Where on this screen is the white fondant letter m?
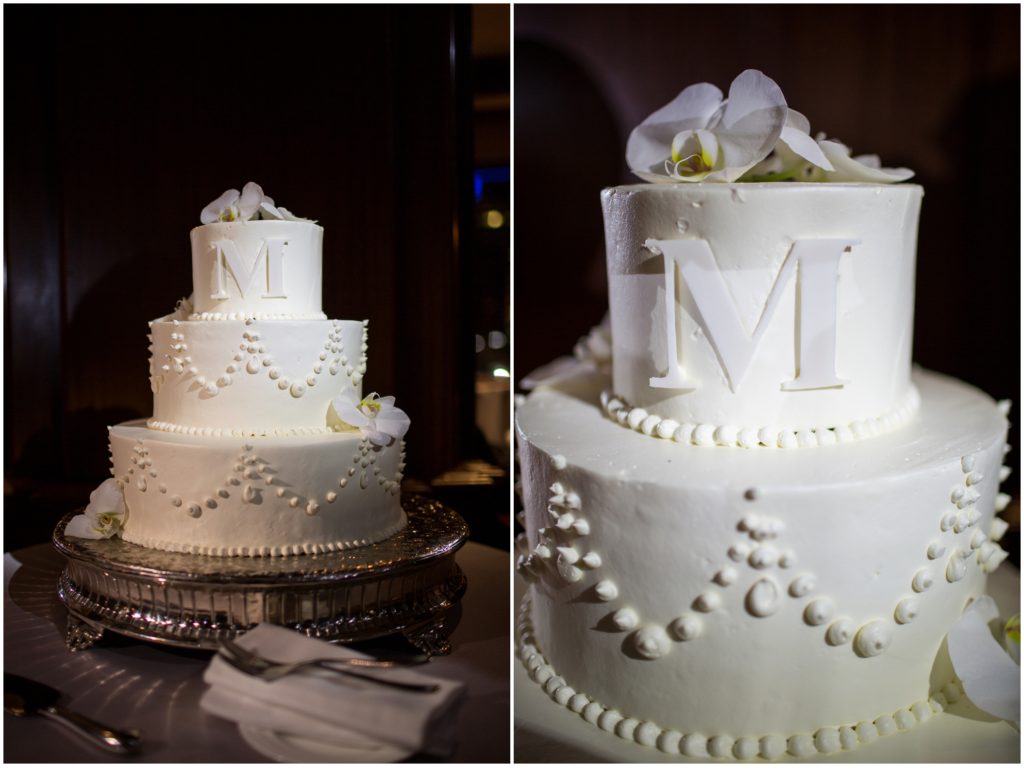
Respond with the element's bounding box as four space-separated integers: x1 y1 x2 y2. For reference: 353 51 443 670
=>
209 238 288 300
647 237 859 392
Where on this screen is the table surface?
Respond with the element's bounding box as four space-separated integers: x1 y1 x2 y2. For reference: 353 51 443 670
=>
4 541 510 763
515 567 1021 763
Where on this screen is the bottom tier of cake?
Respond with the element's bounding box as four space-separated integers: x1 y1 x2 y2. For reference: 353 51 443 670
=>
515 367 1012 750
109 420 407 556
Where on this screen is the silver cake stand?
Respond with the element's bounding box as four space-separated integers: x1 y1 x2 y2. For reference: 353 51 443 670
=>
53 495 469 656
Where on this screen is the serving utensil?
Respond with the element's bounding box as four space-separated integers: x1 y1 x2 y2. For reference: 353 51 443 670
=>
4 672 141 755
218 640 439 692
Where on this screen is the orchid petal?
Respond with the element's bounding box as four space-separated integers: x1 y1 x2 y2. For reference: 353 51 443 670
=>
779 125 834 171
947 596 1020 721
366 426 393 447
705 120 785 182
277 206 317 223
200 189 240 224
706 70 787 182
238 182 265 220
65 513 104 539
819 140 914 183
375 406 411 442
853 153 882 168
259 201 285 220
626 82 724 181
89 478 125 516
719 70 787 132
785 109 812 135
331 392 370 428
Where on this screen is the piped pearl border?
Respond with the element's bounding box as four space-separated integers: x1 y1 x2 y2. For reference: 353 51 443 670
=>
147 419 332 437
600 385 921 448
517 593 964 761
120 515 408 557
188 311 328 321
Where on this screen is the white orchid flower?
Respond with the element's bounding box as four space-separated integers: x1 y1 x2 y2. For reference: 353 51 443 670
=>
946 596 1020 721
627 70 789 184
200 188 242 224
258 194 285 220
818 139 915 183
258 197 317 223
276 205 317 223
65 478 127 540
330 390 411 446
745 109 835 180
200 181 266 224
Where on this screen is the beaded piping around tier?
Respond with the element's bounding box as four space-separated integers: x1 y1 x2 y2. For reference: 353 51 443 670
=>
120 514 408 557
600 384 921 448
188 311 328 321
516 593 966 761
147 419 333 437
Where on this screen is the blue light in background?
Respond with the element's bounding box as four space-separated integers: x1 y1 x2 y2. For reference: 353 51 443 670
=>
474 166 510 203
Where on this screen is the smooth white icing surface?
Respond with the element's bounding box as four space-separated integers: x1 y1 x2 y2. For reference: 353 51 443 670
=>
149 318 366 432
603 183 923 431
515 367 1008 740
111 421 406 556
190 221 324 318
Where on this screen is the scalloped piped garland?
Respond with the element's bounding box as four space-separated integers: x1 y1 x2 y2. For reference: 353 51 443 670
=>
517 593 966 761
116 437 404 553
151 319 367 401
599 384 921 448
520 442 1011 663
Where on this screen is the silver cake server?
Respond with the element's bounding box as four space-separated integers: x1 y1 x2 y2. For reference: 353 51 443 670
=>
4 672 142 755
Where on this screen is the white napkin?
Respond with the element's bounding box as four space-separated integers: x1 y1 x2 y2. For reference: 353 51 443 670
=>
200 624 466 757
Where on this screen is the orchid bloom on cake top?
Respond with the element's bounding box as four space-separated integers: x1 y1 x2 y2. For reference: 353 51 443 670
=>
200 182 316 225
330 390 411 446
627 70 913 185
65 478 127 540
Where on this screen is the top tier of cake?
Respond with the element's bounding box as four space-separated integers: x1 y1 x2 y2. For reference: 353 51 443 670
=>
602 182 923 436
190 221 325 320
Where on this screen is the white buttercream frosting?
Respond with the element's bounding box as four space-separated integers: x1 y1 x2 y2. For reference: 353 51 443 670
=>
111 421 405 556
518 593 967 760
515 368 1007 741
602 184 922 432
190 221 323 318
149 318 367 433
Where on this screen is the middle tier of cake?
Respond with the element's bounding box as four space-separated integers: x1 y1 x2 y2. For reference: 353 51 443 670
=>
149 317 366 434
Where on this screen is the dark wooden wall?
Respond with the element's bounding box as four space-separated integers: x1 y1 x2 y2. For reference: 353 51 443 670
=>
515 4 1020 516
5 5 480 548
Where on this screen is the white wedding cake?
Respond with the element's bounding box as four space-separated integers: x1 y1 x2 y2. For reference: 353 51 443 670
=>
67 184 411 556
516 72 1014 759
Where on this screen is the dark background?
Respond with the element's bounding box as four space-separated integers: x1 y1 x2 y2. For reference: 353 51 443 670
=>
514 4 1020 562
5 4 510 551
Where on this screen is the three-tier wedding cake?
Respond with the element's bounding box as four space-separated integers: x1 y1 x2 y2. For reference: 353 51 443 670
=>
67 183 410 556
516 71 1014 759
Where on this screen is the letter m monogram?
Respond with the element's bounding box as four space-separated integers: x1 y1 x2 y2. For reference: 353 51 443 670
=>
646 237 859 392
209 238 288 300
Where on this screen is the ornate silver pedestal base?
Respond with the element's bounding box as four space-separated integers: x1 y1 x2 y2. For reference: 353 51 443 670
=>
53 495 468 654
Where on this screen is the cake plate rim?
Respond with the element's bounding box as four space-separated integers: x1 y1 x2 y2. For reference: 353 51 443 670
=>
53 494 470 653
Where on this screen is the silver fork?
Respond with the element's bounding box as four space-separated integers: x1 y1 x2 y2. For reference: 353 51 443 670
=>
218 640 440 693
